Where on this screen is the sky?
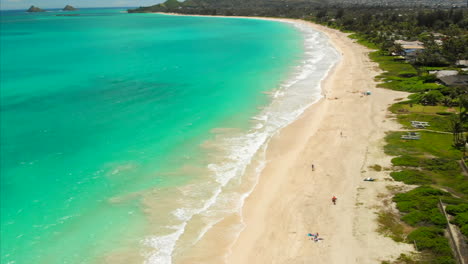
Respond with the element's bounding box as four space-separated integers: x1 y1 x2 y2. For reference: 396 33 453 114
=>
0 0 164 10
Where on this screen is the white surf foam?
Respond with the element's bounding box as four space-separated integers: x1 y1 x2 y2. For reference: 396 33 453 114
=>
143 19 340 264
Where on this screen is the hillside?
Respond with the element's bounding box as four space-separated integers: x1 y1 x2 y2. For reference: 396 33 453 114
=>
128 0 327 15
128 0 467 14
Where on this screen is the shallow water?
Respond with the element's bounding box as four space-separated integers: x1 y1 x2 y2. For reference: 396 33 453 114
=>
0 9 338 263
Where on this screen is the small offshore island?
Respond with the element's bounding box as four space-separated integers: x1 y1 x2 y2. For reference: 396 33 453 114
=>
26 5 45 12
63 5 78 11
26 4 77 12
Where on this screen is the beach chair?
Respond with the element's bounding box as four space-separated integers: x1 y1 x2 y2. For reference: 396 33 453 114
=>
401 135 420 140
410 121 429 128
421 122 430 127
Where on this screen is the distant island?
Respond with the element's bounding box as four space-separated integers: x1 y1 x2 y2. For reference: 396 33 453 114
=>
27 5 45 12
63 5 78 11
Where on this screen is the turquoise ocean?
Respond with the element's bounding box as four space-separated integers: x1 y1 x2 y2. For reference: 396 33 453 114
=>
0 8 339 264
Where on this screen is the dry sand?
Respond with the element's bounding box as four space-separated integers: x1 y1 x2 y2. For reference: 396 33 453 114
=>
158 14 415 263
222 19 415 264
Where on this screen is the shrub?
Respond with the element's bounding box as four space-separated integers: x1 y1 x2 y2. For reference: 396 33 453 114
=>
460 224 468 237
391 155 422 167
421 90 444 106
445 204 468 215
436 112 453 116
425 159 459 172
421 74 438 83
402 211 426 226
390 170 433 185
407 227 453 257
452 212 468 226
394 186 449 227
399 71 418 77
369 164 383 171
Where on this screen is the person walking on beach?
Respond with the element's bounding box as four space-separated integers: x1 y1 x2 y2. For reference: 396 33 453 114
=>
311 164 315 171
332 196 337 205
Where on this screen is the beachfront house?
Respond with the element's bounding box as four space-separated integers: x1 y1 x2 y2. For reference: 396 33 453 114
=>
438 75 468 87
429 70 459 78
456 60 468 68
394 40 425 62
456 60 468 72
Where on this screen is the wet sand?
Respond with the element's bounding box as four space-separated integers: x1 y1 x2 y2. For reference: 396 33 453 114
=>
156 14 415 263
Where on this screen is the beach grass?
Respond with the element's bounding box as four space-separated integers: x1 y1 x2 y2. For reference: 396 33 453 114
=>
369 164 383 171
377 210 407 242
382 253 421 264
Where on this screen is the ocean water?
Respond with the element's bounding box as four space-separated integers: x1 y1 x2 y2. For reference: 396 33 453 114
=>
0 8 339 264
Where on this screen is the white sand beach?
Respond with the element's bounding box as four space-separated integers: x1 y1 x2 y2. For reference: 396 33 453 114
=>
224 19 415 264
157 14 415 264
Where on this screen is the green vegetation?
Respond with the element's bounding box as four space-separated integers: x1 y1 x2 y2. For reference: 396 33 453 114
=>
390 103 453 115
393 187 455 263
407 227 454 264
337 10 468 263
382 253 420 264
377 210 407 242
394 187 449 227
396 114 453 132
368 52 417 78
129 2 468 263
349 33 380 49
446 204 468 237
369 164 383 171
386 131 467 194
313 6 468 264
385 131 461 159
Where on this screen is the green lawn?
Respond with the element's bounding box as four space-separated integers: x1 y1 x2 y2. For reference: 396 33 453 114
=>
344 30 467 264
393 186 456 264
385 131 467 196
348 33 380 49
379 77 441 92
390 103 454 115
369 51 418 78
397 114 455 132
385 131 461 160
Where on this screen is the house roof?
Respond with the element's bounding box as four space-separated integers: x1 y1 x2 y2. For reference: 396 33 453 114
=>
395 40 424 50
429 70 458 78
439 75 468 86
456 60 468 67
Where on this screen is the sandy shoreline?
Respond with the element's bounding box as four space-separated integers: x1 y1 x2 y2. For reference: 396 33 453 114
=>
225 19 414 263
155 13 415 263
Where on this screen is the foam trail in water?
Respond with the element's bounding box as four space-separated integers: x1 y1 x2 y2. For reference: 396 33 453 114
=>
143 19 340 264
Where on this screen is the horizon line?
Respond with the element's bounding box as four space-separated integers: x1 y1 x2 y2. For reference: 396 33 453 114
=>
0 6 139 11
